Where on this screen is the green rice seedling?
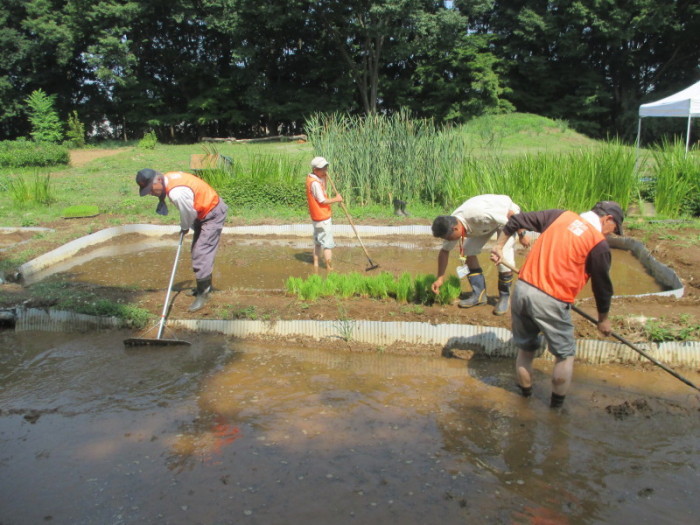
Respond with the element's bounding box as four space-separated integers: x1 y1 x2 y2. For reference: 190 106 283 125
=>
285 276 303 296
334 273 356 299
320 273 340 296
363 272 392 299
412 274 435 305
436 275 461 305
299 274 324 301
394 272 414 302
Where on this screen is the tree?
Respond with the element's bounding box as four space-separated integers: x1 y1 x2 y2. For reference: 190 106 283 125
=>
406 7 512 121
26 89 63 143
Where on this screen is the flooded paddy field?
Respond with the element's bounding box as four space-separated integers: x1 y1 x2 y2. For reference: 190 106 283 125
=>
1 329 698 524
24 233 666 298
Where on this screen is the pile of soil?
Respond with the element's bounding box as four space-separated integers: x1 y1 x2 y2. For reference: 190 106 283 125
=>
2 213 699 346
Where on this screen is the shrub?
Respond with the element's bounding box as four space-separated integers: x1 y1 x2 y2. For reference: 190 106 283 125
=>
138 130 158 149
218 178 306 209
0 140 69 167
64 111 86 148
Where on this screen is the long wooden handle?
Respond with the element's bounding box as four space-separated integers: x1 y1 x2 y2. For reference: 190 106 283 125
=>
325 172 377 266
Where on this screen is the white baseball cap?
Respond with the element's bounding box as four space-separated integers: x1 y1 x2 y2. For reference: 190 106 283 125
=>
310 156 329 170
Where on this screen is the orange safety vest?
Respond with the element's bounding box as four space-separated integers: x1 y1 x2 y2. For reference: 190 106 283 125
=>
164 171 219 220
306 174 332 221
520 210 605 303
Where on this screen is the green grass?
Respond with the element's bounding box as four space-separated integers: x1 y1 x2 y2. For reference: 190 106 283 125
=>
26 280 151 328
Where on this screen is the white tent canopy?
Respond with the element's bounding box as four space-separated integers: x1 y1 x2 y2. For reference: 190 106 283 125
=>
637 80 700 153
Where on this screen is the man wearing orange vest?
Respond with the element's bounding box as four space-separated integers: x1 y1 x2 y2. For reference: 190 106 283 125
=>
306 157 343 270
136 168 228 312
490 201 624 409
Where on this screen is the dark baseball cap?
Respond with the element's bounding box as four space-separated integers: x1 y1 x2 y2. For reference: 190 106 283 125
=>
592 201 624 235
136 168 160 196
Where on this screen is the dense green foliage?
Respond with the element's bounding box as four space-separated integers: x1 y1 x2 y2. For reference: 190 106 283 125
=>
0 140 69 167
0 1 697 142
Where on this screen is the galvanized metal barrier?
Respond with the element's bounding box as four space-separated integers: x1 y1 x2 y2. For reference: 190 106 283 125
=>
6 307 699 369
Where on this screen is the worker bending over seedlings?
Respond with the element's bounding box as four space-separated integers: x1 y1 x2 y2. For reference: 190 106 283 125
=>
136 168 228 312
490 201 624 409
431 194 529 316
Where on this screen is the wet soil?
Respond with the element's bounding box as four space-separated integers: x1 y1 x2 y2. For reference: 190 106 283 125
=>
1 330 698 524
1 216 700 347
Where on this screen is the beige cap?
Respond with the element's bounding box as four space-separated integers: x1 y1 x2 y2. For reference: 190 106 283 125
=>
310 156 329 170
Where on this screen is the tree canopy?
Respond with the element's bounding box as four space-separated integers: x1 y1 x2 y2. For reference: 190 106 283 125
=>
0 0 698 142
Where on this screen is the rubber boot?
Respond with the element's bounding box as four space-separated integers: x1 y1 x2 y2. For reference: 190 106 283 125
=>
400 200 410 217
493 272 514 316
188 276 212 312
458 271 487 308
393 198 404 216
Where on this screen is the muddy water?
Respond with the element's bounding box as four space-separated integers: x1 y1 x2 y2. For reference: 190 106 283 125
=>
1 330 698 524
29 234 665 297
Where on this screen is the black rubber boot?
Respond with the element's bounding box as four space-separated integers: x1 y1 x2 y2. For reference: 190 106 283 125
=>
493 271 514 316
393 198 404 216
458 271 487 308
400 200 410 217
550 393 566 408
188 276 212 312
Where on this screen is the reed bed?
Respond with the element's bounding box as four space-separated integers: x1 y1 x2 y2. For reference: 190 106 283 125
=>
285 272 461 306
306 112 638 213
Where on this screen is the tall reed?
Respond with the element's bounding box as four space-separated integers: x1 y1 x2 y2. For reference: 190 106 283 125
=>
305 110 466 206
306 111 637 214
651 141 700 217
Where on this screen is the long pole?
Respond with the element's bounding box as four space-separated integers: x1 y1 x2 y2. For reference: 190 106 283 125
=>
497 259 700 392
325 172 379 270
157 231 185 339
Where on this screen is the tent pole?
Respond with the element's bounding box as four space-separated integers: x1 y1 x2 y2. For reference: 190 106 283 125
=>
685 115 692 154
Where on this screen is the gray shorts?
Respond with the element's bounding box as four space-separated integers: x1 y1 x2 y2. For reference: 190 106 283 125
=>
312 219 335 249
511 280 576 359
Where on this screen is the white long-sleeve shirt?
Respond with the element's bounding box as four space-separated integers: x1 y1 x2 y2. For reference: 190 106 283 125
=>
165 178 197 230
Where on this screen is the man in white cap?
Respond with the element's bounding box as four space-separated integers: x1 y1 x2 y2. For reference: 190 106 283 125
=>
306 156 343 270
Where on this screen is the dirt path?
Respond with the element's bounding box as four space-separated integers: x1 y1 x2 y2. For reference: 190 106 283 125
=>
69 148 127 167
